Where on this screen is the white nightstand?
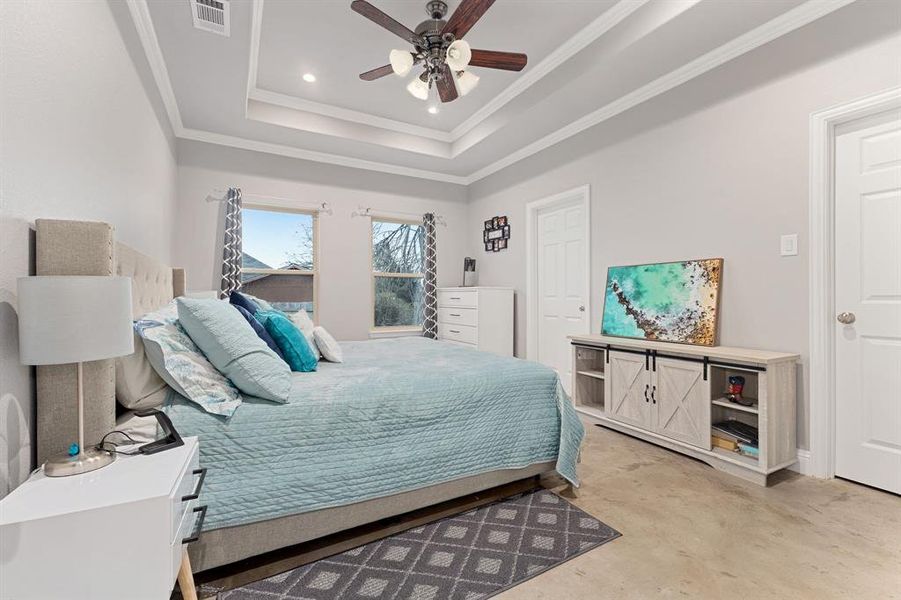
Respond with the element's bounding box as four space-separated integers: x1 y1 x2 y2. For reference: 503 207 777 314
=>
0 436 205 600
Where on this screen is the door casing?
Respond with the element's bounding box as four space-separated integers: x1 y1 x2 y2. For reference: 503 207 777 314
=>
809 86 901 479
525 185 591 363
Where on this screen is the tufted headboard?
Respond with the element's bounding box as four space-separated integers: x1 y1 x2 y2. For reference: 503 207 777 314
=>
34 219 185 464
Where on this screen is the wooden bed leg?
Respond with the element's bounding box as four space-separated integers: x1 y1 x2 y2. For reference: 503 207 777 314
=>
178 552 198 600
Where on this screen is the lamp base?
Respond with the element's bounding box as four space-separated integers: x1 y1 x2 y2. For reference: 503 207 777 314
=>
43 447 116 477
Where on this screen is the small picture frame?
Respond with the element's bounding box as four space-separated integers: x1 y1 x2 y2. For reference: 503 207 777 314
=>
483 230 489 242
492 240 500 252
497 239 508 250
498 216 508 227
492 216 500 228
484 241 493 251
484 219 493 230
502 224 510 239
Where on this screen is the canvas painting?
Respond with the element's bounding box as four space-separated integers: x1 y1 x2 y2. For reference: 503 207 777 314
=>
601 258 723 346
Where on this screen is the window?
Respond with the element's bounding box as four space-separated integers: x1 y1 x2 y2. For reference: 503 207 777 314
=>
371 219 424 330
241 206 316 319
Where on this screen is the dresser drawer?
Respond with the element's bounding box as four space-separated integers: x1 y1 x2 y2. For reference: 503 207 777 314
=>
170 443 202 545
439 323 478 345
438 306 478 327
438 289 478 308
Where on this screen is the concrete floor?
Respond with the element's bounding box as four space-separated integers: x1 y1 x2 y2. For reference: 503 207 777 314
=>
500 422 901 600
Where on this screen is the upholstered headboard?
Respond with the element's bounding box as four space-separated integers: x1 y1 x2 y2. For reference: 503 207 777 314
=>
34 219 185 463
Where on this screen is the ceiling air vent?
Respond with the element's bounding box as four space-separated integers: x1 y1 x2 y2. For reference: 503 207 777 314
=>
191 0 230 37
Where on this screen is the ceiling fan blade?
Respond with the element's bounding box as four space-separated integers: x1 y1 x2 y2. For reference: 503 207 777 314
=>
468 49 527 71
437 64 459 103
359 64 395 81
351 0 420 45
442 0 495 40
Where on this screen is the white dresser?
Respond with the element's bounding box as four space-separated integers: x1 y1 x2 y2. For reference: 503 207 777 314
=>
437 287 514 356
0 437 204 599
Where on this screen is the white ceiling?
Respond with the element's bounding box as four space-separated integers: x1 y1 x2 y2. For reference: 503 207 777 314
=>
136 0 854 184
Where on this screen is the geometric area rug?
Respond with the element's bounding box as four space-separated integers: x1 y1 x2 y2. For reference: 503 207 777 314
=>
217 489 621 600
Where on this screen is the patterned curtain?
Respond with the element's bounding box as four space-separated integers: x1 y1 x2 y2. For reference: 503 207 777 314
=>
422 213 438 339
219 187 243 299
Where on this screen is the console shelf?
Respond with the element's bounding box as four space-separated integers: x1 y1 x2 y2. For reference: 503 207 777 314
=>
569 334 799 486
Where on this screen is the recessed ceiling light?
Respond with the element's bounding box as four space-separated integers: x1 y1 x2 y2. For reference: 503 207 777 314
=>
302 73 316 83
427 106 439 115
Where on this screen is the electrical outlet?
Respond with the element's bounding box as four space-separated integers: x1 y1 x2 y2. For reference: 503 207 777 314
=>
780 234 798 256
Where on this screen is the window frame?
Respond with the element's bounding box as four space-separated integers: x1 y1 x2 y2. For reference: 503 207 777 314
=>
370 215 424 333
241 203 319 323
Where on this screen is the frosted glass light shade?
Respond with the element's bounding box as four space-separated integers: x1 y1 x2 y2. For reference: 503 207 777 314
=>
445 40 471 71
389 49 414 76
455 70 480 96
17 276 134 365
406 77 429 100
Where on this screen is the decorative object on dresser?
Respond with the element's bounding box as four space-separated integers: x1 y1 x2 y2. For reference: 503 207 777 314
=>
17 275 134 476
483 215 510 252
569 334 798 486
0 437 205 600
462 256 478 287
601 258 723 346
437 287 514 356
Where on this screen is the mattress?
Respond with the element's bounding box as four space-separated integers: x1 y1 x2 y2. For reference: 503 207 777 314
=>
163 337 585 531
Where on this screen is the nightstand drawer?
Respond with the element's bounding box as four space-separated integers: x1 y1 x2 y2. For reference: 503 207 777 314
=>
439 323 478 345
439 306 477 327
438 289 478 308
170 442 202 545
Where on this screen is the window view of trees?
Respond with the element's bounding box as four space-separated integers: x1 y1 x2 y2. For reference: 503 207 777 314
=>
372 220 424 328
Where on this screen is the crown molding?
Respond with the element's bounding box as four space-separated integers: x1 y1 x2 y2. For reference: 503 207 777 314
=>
465 0 858 183
248 88 455 143
128 0 857 187
179 128 469 185
449 0 649 142
126 0 183 131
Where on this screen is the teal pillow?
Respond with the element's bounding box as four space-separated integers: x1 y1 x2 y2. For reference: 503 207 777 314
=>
256 310 318 372
176 298 291 403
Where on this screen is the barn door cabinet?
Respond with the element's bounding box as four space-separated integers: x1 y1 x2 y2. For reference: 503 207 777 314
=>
570 334 799 486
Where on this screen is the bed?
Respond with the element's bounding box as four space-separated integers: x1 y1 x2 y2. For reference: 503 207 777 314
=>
34 218 585 574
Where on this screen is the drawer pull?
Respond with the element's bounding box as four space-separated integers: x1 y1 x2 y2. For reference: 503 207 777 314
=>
181 467 207 502
450 313 461 317
450 296 461 300
449 329 460 334
182 505 207 544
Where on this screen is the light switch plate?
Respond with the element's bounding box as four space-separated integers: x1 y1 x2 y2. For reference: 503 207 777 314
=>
780 234 798 256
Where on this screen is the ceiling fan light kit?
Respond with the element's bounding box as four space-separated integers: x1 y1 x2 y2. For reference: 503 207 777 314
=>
352 0 527 104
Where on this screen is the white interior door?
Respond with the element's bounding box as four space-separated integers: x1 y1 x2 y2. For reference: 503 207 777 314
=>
535 196 589 392
834 111 901 494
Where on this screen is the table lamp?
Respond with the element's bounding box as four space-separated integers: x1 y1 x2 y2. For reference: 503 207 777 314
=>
17 276 134 476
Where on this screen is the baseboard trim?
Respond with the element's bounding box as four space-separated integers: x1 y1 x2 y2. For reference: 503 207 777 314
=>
788 449 812 476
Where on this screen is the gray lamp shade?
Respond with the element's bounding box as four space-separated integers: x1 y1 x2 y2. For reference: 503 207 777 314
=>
17 276 134 365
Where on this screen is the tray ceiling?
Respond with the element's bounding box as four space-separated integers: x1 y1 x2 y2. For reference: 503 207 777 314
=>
135 0 855 184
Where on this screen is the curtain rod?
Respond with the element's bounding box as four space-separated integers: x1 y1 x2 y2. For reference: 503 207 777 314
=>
206 189 333 215
351 206 447 226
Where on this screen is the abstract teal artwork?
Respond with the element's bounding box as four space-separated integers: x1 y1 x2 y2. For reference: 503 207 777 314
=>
601 258 723 346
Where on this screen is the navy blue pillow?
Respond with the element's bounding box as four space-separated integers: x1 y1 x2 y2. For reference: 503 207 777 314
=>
232 304 285 361
230 291 260 315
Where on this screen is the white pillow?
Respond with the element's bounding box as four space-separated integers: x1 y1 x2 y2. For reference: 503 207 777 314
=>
291 310 321 358
313 326 343 363
115 332 169 410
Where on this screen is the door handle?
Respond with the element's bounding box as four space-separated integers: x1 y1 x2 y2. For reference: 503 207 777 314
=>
644 384 649 403
578 305 585 312
836 312 856 324
651 385 656 404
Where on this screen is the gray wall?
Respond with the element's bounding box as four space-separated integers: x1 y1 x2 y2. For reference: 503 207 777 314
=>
174 140 469 342
465 1 901 450
0 0 178 496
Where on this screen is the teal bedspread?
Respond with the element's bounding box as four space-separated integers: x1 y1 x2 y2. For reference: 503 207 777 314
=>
163 337 585 531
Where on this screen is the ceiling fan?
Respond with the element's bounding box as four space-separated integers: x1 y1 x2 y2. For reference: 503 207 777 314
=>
352 0 527 103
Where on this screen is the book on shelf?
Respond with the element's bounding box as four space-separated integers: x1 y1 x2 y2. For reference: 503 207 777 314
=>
738 442 760 458
711 419 758 446
711 435 739 451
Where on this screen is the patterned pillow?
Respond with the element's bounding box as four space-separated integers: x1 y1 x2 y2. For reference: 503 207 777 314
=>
136 302 242 418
